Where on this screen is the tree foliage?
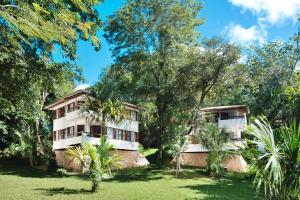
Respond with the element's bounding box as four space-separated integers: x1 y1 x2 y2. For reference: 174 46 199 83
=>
197 123 231 178
0 0 102 165
246 117 300 200
103 0 240 163
66 138 122 192
0 0 102 59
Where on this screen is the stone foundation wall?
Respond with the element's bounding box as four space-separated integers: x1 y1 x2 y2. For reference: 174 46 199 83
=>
181 152 247 172
55 150 83 172
54 149 149 172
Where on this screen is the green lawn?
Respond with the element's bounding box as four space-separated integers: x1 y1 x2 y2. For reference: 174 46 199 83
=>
0 159 260 200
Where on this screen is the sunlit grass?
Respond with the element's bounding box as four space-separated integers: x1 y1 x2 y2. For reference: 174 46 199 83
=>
0 159 260 200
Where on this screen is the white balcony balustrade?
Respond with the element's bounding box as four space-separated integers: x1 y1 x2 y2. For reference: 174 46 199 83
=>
53 133 139 151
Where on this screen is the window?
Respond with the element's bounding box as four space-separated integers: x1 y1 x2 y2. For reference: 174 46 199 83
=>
135 132 139 142
90 125 101 137
113 128 116 139
52 111 57 119
130 111 138 121
67 126 74 138
53 131 56 141
131 131 135 142
117 129 122 140
58 107 65 118
107 128 114 139
77 125 85 135
220 112 229 120
67 102 75 112
125 131 129 141
76 101 84 109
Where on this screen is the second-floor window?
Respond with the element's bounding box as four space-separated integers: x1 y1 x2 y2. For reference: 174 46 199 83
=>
58 107 65 118
130 111 139 121
67 102 75 112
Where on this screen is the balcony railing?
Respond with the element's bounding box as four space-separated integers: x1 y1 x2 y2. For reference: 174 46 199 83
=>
53 132 139 151
183 140 246 153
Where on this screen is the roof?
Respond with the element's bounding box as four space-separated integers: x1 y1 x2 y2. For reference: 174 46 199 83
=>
45 90 88 110
200 105 248 113
45 89 146 111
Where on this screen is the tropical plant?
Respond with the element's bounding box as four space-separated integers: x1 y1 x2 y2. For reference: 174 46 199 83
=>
246 117 300 200
168 132 189 178
56 168 68 177
96 137 123 176
67 143 102 192
197 123 231 178
66 137 122 192
80 86 127 136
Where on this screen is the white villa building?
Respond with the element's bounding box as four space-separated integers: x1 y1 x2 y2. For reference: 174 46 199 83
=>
45 90 149 171
182 105 248 172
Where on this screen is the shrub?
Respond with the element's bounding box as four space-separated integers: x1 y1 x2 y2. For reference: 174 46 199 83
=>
56 168 68 177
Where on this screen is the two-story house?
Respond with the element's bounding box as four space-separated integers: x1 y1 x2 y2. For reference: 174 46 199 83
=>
181 105 248 172
45 89 149 171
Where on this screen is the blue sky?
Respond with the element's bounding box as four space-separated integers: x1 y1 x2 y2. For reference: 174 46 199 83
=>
55 0 299 87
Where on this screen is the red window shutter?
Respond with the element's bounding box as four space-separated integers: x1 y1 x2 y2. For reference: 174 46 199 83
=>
125 131 129 141
113 128 116 139
52 111 56 119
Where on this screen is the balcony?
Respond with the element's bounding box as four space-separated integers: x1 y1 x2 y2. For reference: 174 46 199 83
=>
53 133 139 151
183 140 246 153
218 116 247 130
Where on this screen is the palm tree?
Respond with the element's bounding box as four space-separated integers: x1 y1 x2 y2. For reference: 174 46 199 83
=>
197 123 231 177
66 143 101 192
246 117 300 200
96 137 123 176
80 94 127 137
66 138 123 192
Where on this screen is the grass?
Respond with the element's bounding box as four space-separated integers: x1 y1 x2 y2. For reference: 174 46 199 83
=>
0 159 261 200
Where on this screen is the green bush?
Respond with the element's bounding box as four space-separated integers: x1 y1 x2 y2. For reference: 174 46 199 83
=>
56 168 68 177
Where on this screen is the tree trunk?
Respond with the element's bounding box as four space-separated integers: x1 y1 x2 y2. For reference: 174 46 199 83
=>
176 157 180 178
34 91 49 158
91 181 99 192
156 99 167 167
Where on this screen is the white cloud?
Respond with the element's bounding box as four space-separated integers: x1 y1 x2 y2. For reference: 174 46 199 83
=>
75 83 90 91
238 55 247 64
226 24 267 45
228 0 300 24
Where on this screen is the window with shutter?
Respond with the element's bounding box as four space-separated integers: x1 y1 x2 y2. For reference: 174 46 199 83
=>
113 128 116 139
53 131 56 141
135 132 139 142
90 125 101 137
125 131 129 141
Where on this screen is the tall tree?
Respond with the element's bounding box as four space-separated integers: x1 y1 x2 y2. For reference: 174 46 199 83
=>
104 0 204 162
104 1 240 162
0 0 103 164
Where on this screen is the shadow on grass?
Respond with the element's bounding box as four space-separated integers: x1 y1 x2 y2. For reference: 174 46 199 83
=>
103 165 164 182
180 175 260 200
0 159 59 178
163 167 207 180
34 187 92 196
